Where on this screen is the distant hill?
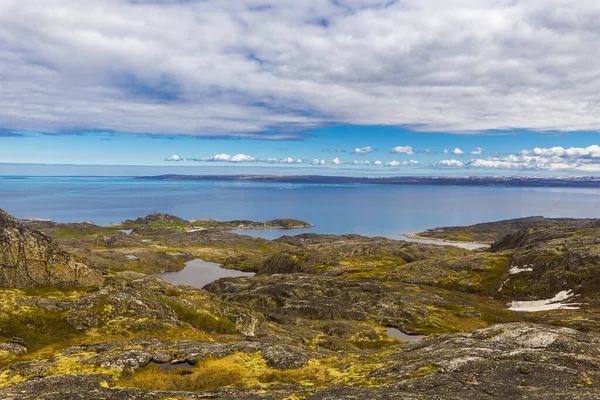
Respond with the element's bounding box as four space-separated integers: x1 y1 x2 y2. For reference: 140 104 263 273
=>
138 174 600 188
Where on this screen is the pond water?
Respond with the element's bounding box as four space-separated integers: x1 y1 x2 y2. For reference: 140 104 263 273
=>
386 327 426 341
156 258 255 289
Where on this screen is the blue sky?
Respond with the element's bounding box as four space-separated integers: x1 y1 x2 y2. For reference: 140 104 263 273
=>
3 127 600 175
2 0 600 175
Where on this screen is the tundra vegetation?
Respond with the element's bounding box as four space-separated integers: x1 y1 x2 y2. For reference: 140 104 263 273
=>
1 209 600 399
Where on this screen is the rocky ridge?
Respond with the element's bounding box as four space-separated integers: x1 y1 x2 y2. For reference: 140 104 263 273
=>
0 209 103 288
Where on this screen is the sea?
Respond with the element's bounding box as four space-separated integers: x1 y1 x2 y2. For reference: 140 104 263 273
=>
1 176 600 240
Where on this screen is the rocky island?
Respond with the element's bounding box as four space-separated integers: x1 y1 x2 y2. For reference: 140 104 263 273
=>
1 208 600 399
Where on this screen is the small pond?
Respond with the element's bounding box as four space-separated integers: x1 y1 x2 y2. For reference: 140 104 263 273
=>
157 258 255 289
386 327 426 342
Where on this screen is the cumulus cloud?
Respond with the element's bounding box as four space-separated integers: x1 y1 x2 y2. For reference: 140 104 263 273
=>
391 146 414 155
470 147 485 155
374 160 383 166
452 148 465 155
352 146 373 155
386 160 419 167
468 145 600 171
164 154 183 162
311 158 344 165
443 149 449 154
3 1 600 138
352 160 371 165
438 159 465 168
202 153 257 163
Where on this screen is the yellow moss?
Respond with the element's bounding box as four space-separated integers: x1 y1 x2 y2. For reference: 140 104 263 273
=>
0 370 27 388
50 354 121 378
409 364 440 379
117 351 385 392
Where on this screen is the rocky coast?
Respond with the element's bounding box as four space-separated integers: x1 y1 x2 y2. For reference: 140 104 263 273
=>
1 209 600 399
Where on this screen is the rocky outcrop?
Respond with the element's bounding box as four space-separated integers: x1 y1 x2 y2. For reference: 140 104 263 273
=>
1 323 599 399
0 209 104 288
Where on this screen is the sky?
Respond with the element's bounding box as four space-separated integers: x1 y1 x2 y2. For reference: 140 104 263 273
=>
2 0 600 175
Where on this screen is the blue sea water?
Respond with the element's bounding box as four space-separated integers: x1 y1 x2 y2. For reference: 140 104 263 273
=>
1 176 600 239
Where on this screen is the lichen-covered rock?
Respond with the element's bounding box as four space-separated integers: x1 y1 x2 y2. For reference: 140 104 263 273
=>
0 209 104 288
0 342 27 356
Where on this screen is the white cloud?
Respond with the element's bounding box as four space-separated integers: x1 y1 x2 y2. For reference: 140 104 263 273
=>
391 146 414 155
3 1 600 137
332 157 342 165
470 147 485 155
165 154 183 162
468 145 600 171
438 159 465 168
374 160 383 166
443 149 449 154
386 160 419 167
202 153 257 163
352 146 373 155
452 148 465 155
352 160 371 165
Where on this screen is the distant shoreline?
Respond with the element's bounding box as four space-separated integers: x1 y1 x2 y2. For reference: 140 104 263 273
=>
137 174 600 188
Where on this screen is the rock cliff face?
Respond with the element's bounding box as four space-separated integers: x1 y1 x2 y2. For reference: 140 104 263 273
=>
0 209 104 288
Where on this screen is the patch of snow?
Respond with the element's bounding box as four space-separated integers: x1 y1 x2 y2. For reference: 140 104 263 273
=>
118 229 133 235
126 255 138 260
498 279 510 292
141 239 151 243
167 252 185 256
187 228 206 233
509 264 533 274
508 290 580 312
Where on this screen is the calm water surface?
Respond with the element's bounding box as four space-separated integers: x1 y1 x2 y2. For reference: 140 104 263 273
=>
157 259 254 289
1 176 600 239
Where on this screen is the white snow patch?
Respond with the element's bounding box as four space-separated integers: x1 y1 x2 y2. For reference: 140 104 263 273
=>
508 290 580 312
126 255 138 260
509 264 533 274
498 279 510 292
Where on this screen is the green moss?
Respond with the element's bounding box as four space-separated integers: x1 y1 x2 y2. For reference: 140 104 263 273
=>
409 363 440 379
163 298 237 334
0 308 80 352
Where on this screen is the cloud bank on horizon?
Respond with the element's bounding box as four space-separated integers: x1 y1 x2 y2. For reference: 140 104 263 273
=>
164 145 600 172
2 0 600 139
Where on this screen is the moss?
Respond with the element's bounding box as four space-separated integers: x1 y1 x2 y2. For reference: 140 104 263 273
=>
22 286 99 298
349 338 402 350
118 352 384 392
49 353 120 377
0 307 81 352
163 298 237 334
408 363 440 379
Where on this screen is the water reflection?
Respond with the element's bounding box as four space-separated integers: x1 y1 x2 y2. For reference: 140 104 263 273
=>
157 258 254 288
